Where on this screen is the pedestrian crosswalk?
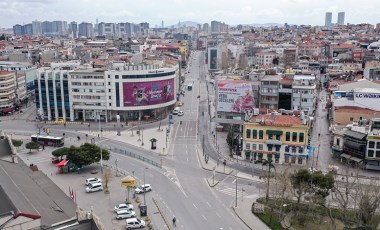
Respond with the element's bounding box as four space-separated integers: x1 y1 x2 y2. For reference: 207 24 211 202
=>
215 185 248 197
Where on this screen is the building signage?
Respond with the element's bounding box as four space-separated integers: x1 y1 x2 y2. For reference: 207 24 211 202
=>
355 93 380 99
123 79 174 107
217 80 255 113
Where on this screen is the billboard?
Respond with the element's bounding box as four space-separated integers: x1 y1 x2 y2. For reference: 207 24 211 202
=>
217 80 254 113
123 79 174 107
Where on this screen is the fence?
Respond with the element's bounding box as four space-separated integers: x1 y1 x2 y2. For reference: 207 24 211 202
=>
106 146 162 169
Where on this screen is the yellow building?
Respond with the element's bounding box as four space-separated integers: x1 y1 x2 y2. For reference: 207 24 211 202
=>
243 114 310 165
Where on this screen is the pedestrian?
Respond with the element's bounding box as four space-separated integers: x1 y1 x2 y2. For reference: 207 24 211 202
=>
172 216 176 227
42 145 45 150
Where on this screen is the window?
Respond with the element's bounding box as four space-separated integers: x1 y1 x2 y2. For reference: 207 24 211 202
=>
246 143 250 150
268 134 273 140
109 96 111 99
350 117 353 121
108 82 111 85
368 150 374 158
246 129 251 139
259 130 264 139
275 145 281 152
286 132 290 141
258 144 263 150
115 75 119 79
377 142 380 149
268 145 273 151
108 75 110 78
299 148 304 153
252 144 257 150
291 157 296 164
298 157 303 164
285 155 289 163
292 132 297 142
276 135 280 141
252 130 257 139
377 151 380 158
108 89 111 92
109 103 111 106
299 133 304 142
369 141 375 148
285 146 289 152
292 147 297 153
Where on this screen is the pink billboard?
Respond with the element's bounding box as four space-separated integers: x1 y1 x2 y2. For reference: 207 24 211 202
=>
123 79 174 106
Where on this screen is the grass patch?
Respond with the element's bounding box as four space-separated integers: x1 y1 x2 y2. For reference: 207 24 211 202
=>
255 212 284 230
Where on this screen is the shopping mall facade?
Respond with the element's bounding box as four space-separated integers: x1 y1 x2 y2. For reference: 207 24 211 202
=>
35 63 178 122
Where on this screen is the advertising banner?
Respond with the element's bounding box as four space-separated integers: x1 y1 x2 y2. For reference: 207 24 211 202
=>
123 79 174 107
217 80 254 113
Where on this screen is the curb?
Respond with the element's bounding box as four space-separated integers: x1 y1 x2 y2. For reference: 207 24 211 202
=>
152 197 172 230
232 206 253 230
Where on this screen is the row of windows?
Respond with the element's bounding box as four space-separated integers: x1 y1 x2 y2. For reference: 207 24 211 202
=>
368 141 380 149
107 71 175 79
368 150 380 158
73 95 104 100
246 143 305 153
246 130 305 142
72 75 104 79
248 153 304 164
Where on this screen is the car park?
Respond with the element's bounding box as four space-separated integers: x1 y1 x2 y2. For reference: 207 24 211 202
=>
126 218 146 229
85 182 103 193
134 184 152 194
116 210 135 220
178 111 184 116
114 203 134 212
85 178 102 186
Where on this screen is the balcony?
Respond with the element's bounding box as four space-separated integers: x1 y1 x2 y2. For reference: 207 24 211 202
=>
278 88 292 93
260 91 278 96
266 139 282 145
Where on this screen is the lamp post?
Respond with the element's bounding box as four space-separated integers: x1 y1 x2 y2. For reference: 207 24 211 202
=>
235 169 238 207
115 159 118 177
141 128 144 146
143 167 148 205
100 143 103 174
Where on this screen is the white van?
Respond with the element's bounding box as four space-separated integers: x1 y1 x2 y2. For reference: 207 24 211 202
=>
85 182 103 193
173 107 180 115
126 218 146 229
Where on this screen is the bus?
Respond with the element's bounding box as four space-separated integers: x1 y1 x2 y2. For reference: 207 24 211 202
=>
31 135 64 147
187 83 193 90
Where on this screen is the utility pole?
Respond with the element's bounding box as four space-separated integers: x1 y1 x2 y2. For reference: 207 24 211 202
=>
235 169 238 207
202 135 205 156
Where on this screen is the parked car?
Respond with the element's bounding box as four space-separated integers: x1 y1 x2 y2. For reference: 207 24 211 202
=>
134 184 152 194
114 203 134 212
126 218 146 229
116 210 135 220
178 111 184 116
85 182 103 193
85 178 102 186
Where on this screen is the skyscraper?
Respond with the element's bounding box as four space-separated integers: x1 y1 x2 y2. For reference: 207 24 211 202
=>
78 22 94 38
325 12 332 28
337 12 345 25
32 20 42 35
69 21 78 38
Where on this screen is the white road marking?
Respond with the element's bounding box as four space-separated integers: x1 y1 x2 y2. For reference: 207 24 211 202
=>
206 201 211 207
215 211 221 218
232 179 236 184
201 214 207 221
193 203 198 209
187 157 189 161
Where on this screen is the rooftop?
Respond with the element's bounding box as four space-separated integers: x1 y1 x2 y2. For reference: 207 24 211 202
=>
251 114 303 126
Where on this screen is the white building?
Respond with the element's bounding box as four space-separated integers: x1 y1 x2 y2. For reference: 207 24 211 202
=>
35 63 178 122
254 52 277 67
291 75 317 114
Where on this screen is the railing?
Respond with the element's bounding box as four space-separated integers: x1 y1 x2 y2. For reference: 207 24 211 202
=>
107 146 162 169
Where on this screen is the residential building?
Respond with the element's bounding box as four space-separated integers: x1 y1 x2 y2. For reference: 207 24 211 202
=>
278 75 293 110
291 75 317 114
78 22 94 38
12 24 23 35
337 12 345 25
32 20 42 36
325 12 332 28
98 22 116 36
259 74 280 110
24 23 33 35
243 114 309 165
366 118 380 170
69 21 78 38
41 21 53 34
0 71 16 113
254 52 277 67
203 23 209 34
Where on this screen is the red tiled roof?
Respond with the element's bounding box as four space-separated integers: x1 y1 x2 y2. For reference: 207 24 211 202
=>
332 44 354 49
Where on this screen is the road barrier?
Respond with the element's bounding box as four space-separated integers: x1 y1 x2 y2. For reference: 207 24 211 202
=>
109 146 162 169
152 197 172 230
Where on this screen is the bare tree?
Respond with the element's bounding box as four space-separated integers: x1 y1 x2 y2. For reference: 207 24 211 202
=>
356 180 380 227
102 168 113 193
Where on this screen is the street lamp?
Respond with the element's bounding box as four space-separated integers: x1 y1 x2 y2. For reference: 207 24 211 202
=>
141 128 144 146
143 167 148 205
115 159 118 177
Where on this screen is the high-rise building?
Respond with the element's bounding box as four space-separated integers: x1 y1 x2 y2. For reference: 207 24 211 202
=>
78 22 94 38
42 21 53 34
203 23 209 34
69 21 78 38
139 22 149 34
325 12 332 28
337 12 345 25
32 20 42 35
24 24 33 35
98 22 116 36
210 21 220 33
13 24 23 35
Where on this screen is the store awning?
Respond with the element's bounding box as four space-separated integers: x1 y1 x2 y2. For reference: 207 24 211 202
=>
340 153 363 163
56 159 68 167
2 108 12 113
266 130 283 135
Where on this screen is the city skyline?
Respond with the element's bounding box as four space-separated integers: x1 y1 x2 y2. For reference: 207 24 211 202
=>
1 0 379 28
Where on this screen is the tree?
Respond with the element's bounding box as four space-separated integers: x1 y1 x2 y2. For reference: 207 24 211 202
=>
52 147 70 160
260 159 275 202
66 143 110 168
25 142 40 153
11 139 23 149
356 182 380 227
290 169 312 203
102 168 113 193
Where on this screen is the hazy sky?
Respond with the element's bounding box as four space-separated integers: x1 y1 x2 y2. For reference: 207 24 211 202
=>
1 0 379 28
